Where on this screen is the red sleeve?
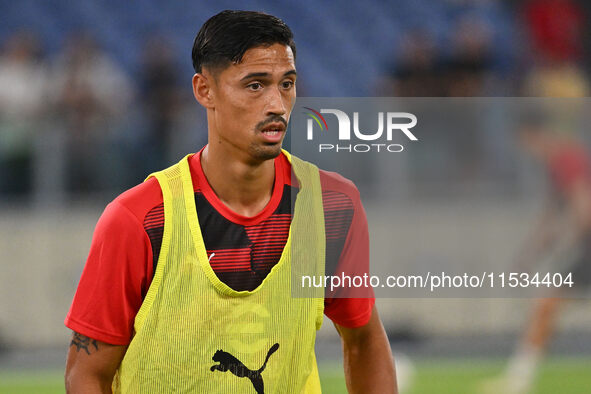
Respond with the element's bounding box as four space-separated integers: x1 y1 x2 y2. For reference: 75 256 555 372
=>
549 146 591 193
321 172 375 328
64 199 153 345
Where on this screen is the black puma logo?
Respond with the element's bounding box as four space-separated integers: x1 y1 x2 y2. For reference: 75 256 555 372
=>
210 343 280 394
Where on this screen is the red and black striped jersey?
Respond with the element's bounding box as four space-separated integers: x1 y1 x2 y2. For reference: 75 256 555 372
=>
65 150 374 345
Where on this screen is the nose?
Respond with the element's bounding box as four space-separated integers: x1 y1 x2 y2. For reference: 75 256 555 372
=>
265 86 287 117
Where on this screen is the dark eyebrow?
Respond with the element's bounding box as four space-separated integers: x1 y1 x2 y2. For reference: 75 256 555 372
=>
240 69 297 82
240 72 269 82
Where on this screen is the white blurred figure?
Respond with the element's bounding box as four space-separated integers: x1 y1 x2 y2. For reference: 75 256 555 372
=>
0 30 48 196
50 31 134 193
394 351 416 394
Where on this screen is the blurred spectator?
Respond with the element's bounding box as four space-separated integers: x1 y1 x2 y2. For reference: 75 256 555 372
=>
520 0 589 97
0 31 48 197
380 29 445 97
138 35 184 173
522 0 584 63
444 15 496 97
441 16 497 181
524 61 589 97
50 32 134 194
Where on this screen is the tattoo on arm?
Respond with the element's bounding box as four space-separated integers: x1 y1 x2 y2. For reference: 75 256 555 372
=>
70 332 100 355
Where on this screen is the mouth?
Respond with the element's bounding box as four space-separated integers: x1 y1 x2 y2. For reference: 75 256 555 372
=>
259 122 286 142
260 123 286 134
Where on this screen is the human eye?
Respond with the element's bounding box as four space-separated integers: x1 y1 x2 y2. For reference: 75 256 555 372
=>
247 82 263 91
281 80 295 89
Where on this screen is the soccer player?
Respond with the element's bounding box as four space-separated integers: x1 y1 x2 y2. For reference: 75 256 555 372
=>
482 116 591 394
64 10 396 394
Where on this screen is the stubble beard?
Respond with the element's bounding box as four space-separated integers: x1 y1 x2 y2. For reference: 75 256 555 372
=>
248 141 283 162
249 116 287 162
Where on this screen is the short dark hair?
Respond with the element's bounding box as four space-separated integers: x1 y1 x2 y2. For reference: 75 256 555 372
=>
192 10 296 74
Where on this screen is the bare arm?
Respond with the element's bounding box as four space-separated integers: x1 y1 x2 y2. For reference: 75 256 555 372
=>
517 179 591 271
334 306 397 394
565 179 591 236
515 197 565 271
65 331 127 394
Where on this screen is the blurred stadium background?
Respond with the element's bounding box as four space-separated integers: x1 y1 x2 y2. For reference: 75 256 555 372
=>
1 0 590 393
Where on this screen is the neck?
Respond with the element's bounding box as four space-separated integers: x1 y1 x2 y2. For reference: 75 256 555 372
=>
200 144 276 217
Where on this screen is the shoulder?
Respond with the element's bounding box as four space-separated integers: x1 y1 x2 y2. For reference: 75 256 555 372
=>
283 153 360 198
318 168 360 200
284 153 362 210
108 177 164 225
319 170 361 218
88 178 163 253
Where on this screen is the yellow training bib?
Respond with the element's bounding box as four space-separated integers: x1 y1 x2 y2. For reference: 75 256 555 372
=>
113 151 325 393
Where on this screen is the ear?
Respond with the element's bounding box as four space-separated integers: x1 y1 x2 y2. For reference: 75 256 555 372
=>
192 72 214 109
